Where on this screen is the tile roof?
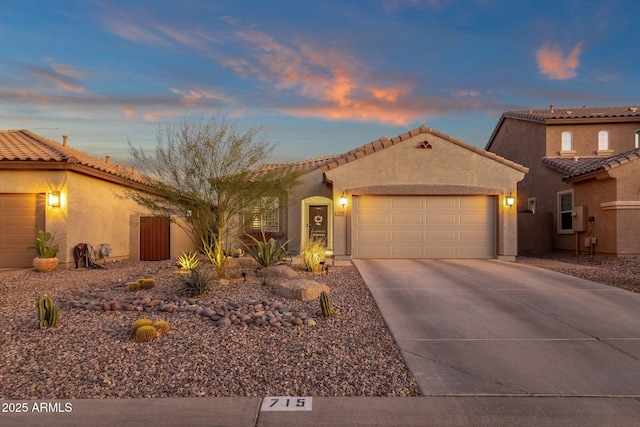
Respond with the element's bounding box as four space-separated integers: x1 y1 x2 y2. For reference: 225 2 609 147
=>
271 125 527 175
0 129 144 184
501 105 640 123
542 147 640 180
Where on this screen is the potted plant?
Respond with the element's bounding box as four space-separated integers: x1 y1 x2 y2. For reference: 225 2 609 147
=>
27 226 60 272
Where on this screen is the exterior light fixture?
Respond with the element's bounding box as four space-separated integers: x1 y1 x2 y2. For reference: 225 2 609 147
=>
506 193 515 209
339 192 348 209
47 191 61 208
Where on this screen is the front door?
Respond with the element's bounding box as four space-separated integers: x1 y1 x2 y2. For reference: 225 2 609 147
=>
308 205 328 243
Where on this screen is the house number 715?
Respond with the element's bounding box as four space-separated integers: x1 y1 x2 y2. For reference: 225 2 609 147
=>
261 396 313 411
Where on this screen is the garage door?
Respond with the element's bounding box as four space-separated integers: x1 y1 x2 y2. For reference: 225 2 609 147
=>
352 195 495 258
0 194 44 268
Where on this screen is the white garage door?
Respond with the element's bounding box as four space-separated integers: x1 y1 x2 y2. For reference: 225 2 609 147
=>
352 195 495 258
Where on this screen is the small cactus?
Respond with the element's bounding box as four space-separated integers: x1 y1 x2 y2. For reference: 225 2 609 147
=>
127 281 141 292
319 291 335 317
36 295 58 329
139 278 156 290
152 320 171 335
135 325 158 342
130 318 153 336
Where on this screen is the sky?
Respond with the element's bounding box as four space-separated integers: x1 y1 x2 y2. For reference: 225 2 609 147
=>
2 0 640 165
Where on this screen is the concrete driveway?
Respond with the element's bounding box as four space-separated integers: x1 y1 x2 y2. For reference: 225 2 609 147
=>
353 259 640 397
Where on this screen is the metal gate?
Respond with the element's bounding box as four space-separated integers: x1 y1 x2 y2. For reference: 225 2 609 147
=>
140 216 170 261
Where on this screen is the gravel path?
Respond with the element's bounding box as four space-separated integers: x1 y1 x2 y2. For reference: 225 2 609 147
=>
0 260 421 399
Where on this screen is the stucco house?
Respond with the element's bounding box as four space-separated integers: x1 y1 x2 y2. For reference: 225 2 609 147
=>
0 130 192 268
485 105 640 257
248 125 528 261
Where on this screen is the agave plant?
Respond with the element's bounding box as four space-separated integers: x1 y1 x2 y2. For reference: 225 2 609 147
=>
177 251 200 271
201 236 228 278
242 231 290 268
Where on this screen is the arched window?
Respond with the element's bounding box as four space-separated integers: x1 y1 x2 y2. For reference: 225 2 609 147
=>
636 130 640 148
598 130 609 151
561 131 573 151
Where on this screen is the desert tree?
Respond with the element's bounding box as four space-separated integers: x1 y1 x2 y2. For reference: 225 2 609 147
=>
125 115 303 257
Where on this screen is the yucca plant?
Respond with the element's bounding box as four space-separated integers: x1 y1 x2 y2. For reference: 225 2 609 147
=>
176 251 200 271
242 231 290 268
176 266 212 297
300 238 327 273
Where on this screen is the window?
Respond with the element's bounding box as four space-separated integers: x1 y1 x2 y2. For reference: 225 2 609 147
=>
557 191 573 233
636 130 640 148
249 197 279 231
561 131 573 152
597 130 610 151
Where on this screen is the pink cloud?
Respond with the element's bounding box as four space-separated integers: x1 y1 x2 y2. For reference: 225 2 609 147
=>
536 42 583 80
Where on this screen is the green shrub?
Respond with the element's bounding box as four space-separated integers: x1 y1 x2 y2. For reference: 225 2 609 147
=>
242 231 290 268
300 238 326 273
176 266 212 297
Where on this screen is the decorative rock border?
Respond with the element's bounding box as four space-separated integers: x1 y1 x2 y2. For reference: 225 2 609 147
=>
60 290 317 328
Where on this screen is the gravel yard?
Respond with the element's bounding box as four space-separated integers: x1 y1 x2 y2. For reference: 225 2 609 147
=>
0 260 421 399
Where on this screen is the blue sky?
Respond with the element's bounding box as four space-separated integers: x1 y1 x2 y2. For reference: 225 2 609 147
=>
2 0 639 164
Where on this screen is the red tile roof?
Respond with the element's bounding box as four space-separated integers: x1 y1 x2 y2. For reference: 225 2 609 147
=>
542 147 640 180
501 105 640 123
0 129 144 184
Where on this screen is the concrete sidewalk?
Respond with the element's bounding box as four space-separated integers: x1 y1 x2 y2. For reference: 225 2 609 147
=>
3 396 640 426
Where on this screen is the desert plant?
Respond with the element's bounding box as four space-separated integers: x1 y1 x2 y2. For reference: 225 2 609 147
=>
28 226 59 258
300 238 327 273
176 266 212 297
36 295 58 329
177 251 200 271
242 231 290 267
202 235 228 278
130 318 153 336
127 281 142 292
152 320 171 335
319 291 335 317
135 325 158 342
139 278 156 290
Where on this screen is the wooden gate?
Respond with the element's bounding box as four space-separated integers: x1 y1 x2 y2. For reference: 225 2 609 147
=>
140 216 170 261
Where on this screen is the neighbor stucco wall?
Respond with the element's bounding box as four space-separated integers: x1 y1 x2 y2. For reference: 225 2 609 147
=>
323 133 526 259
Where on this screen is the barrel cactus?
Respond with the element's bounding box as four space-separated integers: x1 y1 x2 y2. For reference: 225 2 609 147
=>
127 281 141 292
135 325 158 342
130 318 153 336
139 278 156 290
36 295 58 329
152 320 171 335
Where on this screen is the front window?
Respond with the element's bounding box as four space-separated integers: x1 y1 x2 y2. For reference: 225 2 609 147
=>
635 130 640 148
558 191 573 233
561 131 573 151
249 197 279 231
598 130 609 151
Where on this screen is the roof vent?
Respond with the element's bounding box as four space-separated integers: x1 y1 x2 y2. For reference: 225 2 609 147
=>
549 104 554 113
630 107 638 113
105 155 110 164
566 110 572 115
62 135 68 146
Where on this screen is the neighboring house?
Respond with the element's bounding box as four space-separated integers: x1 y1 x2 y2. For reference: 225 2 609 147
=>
249 125 527 260
485 105 640 256
0 130 192 268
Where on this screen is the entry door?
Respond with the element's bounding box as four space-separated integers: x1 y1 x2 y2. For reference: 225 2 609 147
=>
140 216 170 261
308 205 328 243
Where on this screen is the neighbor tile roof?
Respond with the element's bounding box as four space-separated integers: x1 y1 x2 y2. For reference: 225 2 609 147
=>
542 147 640 180
0 129 144 184
269 125 527 175
501 105 640 123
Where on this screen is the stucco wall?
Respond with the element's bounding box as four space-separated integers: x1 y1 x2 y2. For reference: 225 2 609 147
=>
322 133 525 259
546 122 640 157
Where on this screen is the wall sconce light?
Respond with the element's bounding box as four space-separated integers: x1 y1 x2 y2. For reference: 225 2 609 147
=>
506 193 515 209
47 191 61 208
339 192 348 209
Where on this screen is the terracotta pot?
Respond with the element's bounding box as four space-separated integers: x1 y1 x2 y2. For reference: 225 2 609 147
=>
33 257 59 272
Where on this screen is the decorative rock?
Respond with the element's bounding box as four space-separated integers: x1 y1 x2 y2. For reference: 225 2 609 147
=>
261 265 298 279
201 308 216 317
304 319 317 326
217 317 232 327
275 279 330 301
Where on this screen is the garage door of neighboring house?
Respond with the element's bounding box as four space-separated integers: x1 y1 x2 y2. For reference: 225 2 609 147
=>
0 194 45 268
352 195 495 258
140 216 170 261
